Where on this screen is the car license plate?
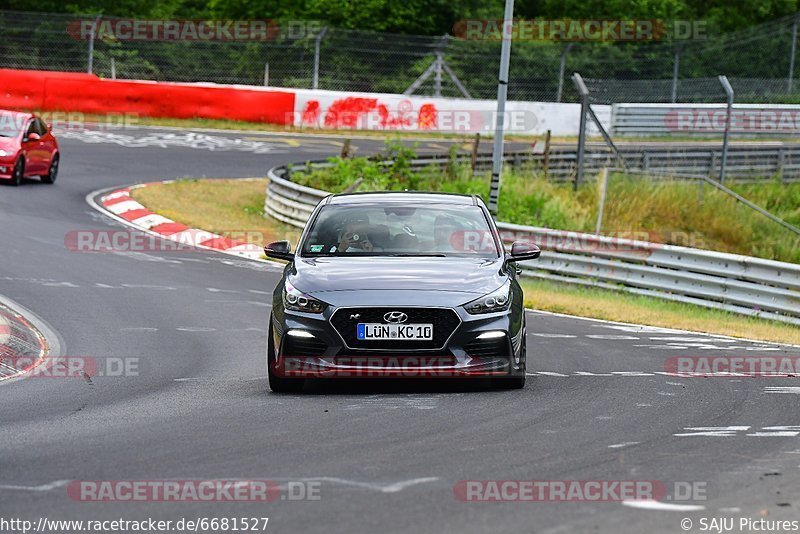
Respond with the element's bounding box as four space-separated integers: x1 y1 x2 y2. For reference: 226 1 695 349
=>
357 323 433 341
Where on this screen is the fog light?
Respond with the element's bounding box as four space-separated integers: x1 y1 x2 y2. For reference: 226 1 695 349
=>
0 166 7 173
477 331 506 339
287 329 315 338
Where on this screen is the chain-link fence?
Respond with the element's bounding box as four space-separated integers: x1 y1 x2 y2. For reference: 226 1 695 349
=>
2 9 800 104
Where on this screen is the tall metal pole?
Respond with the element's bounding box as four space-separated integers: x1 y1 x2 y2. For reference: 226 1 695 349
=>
488 0 514 216
434 53 443 97
87 15 102 74
671 48 680 103
789 15 799 93
312 27 328 90
572 73 589 191
556 43 573 102
718 75 734 184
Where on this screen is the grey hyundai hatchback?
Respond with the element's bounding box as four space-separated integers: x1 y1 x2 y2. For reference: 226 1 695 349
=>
263 191 540 393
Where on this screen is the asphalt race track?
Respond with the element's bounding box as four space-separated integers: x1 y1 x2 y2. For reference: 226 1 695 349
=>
2 126 800 533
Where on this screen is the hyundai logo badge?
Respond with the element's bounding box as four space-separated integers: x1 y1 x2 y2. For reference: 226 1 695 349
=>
383 311 408 324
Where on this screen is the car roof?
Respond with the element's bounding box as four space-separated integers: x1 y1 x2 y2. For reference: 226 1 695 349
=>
327 191 478 206
0 109 33 120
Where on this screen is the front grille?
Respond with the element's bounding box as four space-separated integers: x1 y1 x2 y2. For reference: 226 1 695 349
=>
283 336 328 357
330 307 461 351
464 337 510 358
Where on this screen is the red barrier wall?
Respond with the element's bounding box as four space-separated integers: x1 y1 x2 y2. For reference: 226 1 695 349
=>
0 69 295 125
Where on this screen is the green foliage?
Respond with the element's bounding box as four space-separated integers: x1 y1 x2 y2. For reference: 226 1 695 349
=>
8 0 799 36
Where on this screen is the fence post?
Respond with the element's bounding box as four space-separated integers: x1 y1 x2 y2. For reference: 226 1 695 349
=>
470 133 480 174
543 129 551 179
718 75 734 184
595 167 609 235
556 43 573 102
671 47 680 103
264 63 269 86
87 15 102 74
434 52 443 97
110 57 116 80
572 73 589 191
312 27 328 90
789 14 799 93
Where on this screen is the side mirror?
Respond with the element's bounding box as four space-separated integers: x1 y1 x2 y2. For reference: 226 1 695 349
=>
26 133 41 142
264 240 293 261
508 241 541 262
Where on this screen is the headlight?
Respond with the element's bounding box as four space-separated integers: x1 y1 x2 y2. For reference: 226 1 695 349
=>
283 280 327 313
0 150 8 157
463 281 512 314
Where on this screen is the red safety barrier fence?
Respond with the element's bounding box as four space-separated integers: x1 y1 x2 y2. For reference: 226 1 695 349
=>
0 69 295 125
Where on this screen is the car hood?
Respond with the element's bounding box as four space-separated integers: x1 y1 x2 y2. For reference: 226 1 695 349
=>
0 136 19 153
289 256 506 297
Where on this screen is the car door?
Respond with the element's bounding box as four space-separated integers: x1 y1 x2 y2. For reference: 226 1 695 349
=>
35 118 56 168
21 119 41 175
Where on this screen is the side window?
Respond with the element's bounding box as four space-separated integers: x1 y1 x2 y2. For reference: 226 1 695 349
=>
25 120 36 139
34 118 47 135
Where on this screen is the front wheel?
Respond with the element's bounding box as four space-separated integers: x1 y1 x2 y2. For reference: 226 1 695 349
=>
493 319 527 389
10 158 23 186
42 155 58 184
267 315 305 393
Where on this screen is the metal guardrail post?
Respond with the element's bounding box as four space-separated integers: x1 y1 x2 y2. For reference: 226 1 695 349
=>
789 14 799 93
595 167 609 235
556 43 573 103
87 15 102 74
571 73 589 191
718 75 734 183
671 47 680 103
312 27 328 90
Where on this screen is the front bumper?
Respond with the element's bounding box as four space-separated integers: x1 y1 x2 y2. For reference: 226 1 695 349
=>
271 304 523 378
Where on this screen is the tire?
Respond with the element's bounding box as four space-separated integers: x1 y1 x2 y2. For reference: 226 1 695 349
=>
493 319 527 390
42 154 58 184
495 374 526 390
267 315 305 393
10 158 23 186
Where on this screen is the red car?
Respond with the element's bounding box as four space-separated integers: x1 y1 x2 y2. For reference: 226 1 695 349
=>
0 110 60 186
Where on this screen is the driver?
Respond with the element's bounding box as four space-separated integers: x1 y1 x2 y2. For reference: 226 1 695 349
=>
337 221 374 253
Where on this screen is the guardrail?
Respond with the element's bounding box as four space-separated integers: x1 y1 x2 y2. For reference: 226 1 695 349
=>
265 161 800 325
611 103 800 138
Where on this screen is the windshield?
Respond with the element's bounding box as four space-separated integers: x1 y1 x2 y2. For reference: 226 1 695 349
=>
301 203 500 258
0 113 24 138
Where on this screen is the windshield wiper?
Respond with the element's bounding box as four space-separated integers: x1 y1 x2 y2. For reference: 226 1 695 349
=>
387 253 447 257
